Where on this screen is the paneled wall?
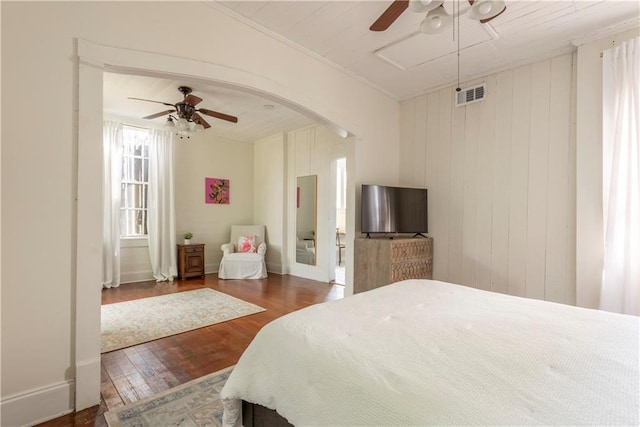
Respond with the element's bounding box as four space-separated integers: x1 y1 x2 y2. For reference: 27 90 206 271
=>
254 133 287 274
288 125 349 282
399 53 576 305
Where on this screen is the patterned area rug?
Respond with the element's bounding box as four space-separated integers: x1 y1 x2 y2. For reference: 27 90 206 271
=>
104 365 233 427
101 288 265 352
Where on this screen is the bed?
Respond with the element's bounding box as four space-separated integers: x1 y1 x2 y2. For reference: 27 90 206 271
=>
220 279 640 426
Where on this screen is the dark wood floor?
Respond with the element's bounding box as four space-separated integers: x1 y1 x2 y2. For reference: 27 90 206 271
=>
38 274 344 427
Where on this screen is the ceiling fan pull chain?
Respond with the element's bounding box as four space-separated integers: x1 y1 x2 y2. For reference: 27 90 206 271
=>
456 0 461 92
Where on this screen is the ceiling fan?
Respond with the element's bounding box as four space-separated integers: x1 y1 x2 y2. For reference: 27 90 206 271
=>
370 0 506 33
128 86 238 133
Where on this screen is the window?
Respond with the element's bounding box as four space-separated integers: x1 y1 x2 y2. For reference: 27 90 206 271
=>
336 157 347 209
120 126 149 237
600 37 639 315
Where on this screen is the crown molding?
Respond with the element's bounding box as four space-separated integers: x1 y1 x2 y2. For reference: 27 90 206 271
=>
571 20 639 47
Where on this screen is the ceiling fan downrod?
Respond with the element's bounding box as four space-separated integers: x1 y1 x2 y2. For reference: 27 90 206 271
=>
178 86 193 97
176 86 196 121
176 103 196 121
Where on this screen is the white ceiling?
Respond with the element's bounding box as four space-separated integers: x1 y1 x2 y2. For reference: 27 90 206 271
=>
213 0 639 99
105 1 639 142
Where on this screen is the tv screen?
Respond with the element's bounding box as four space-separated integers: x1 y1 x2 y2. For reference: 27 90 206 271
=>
361 185 428 235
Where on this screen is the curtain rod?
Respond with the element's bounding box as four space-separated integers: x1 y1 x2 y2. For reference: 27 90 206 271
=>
122 123 150 130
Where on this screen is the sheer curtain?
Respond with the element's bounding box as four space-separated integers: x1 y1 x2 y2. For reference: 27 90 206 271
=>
147 128 177 281
600 37 640 316
102 120 123 288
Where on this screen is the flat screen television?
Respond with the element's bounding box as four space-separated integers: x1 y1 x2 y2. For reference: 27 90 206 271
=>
361 184 428 236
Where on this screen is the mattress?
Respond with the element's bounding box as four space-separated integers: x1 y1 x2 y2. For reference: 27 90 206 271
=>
221 279 640 426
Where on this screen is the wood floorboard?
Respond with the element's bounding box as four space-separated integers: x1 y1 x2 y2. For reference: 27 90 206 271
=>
36 273 343 426
125 346 173 394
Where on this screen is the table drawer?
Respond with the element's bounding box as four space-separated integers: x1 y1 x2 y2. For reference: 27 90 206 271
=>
390 240 432 262
390 260 432 282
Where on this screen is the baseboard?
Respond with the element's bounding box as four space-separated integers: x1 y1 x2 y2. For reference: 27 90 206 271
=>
266 262 284 275
75 358 101 411
120 270 154 284
0 380 74 426
123 263 278 280
205 263 219 275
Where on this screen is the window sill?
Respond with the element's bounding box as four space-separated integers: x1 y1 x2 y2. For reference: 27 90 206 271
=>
120 237 149 248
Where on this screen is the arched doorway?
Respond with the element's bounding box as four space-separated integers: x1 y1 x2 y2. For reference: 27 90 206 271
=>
76 40 358 409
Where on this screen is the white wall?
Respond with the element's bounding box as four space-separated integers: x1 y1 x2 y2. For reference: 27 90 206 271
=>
254 133 287 274
121 130 293 281
121 124 350 282
118 133 255 282
399 53 576 305
575 27 640 309
120 242 152 283
1 2 399 425
175 133 255 274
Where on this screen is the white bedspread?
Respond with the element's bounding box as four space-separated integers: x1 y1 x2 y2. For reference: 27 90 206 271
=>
221 280 640 426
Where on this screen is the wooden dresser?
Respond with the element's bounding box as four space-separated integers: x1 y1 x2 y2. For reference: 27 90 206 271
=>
354 237 433 294
177 243 205 279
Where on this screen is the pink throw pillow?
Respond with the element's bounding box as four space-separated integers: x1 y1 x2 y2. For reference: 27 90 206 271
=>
237 235 257 253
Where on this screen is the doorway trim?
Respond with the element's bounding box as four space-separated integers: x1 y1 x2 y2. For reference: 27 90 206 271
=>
76 39 360 409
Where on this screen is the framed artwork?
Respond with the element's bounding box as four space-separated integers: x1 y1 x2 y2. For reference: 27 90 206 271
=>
205 178 230 204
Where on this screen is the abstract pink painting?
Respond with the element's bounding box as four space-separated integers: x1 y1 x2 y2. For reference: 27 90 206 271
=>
205 178 230 204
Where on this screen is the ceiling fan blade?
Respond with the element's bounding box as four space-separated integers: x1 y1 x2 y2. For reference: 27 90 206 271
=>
128 97 175 107
192 113 211 129
184 94 203 106
370 0 409 31
198 108 238 123
479 5 506 23
142 109 175 120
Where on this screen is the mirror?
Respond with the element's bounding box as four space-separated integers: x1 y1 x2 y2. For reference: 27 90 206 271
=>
296 175 317 265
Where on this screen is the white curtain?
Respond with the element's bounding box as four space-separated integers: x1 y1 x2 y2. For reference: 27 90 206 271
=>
600 37 640 316
102 120 123 288
147 128 177 281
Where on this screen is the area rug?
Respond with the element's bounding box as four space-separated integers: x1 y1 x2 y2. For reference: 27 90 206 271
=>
101 288 265 352
104 365 233 427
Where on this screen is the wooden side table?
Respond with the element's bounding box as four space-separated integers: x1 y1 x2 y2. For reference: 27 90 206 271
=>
177 243 205 279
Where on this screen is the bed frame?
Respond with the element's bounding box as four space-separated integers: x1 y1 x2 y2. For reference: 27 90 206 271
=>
242 400 293 427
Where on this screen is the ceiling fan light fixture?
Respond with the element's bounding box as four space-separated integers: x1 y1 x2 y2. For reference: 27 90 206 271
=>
467 0 505 20
164 116 175 128
419 6 452 34
176 117 189 130
409 0 443 14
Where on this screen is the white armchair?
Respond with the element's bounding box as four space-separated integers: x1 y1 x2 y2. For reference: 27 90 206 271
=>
296 238 315 265
219 225 268 279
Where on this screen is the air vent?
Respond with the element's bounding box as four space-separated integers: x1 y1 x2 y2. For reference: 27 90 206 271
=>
455 83 486 107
